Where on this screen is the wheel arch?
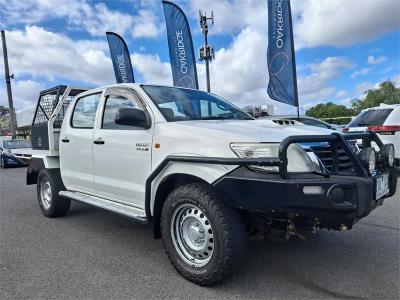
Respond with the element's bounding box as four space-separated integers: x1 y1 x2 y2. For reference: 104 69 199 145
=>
27 156 60 185
152 173 209 239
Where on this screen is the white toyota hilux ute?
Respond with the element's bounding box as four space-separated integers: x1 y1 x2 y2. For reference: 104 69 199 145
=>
27 83 398 285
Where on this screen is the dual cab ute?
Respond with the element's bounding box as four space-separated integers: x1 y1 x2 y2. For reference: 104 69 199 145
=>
27 84 398 285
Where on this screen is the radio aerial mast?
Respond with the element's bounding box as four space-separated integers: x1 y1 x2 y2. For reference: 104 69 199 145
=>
1 30 16 138
199 10 214 92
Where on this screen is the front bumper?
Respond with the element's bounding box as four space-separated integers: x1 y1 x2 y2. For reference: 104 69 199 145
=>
146 131 396 232
2 154 29 166
213 166 398 229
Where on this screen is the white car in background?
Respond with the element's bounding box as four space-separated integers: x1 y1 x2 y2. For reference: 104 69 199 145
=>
344 104 400 168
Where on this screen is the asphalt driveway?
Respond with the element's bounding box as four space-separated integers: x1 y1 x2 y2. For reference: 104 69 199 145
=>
1 167 399 299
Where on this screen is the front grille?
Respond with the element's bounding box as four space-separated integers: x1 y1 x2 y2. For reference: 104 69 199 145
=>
310 144 356 175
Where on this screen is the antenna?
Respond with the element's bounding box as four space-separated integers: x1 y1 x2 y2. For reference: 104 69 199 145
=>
198 10 214 92
1 30 16 138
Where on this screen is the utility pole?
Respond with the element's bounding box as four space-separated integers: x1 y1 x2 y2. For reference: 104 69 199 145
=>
1 30 16 138
199 11 214 92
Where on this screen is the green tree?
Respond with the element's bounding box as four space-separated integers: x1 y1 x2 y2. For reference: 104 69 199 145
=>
351 80 400 113
306 80 400 124
306 102 354 124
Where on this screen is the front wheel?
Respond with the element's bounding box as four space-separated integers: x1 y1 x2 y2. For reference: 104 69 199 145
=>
1 156 8 168
161 183 247 285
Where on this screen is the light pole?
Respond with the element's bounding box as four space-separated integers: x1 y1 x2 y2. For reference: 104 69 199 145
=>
199 11 214 93
1 30 16 138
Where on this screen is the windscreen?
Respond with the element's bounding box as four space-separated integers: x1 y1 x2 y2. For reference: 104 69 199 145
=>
348 109 393 127
142 85 253 122
3 140 32 149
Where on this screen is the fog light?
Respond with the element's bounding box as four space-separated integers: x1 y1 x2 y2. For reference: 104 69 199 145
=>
303 186 324 195
329 187 345 204
358 147 376 175
380 144 395 167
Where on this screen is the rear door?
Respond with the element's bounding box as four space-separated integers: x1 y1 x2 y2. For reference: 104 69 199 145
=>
59 92 102 193
92 87 153 208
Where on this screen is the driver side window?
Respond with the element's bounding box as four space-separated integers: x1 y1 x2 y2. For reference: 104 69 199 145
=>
102 89 146 130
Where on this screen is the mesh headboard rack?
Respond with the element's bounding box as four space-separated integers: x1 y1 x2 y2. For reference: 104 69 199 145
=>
31 85 87 150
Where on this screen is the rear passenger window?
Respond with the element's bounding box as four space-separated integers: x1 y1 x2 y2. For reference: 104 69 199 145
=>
71 93 101 128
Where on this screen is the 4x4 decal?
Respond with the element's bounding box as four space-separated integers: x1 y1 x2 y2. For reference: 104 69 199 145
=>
136 142 150 151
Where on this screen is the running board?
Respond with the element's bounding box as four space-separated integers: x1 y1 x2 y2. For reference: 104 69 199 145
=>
59 191 148 223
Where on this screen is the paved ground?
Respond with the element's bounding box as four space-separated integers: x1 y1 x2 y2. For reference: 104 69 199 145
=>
1 167 399 299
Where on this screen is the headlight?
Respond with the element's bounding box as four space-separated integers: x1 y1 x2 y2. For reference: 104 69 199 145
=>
380 144 394 167
358 147 376 175
230 143 320 173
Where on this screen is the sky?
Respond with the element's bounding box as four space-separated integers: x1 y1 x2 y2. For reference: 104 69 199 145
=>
0 0 399 114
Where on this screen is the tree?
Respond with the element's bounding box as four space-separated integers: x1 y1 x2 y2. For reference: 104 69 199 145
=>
351 80 400 113
242 105 269 118
0 105 10 117
0 106 11 132
306 80 400 124
306 102 353 124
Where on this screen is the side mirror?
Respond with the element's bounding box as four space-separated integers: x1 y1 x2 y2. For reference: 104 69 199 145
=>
115 107 150 128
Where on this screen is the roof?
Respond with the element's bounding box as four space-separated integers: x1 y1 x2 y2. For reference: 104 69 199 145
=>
83 83 201 93
361 103 400 111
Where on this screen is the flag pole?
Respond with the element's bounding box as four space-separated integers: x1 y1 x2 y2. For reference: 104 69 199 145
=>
287 0 300 118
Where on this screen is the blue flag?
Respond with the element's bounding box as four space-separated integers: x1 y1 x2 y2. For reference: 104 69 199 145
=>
267 0 298 107
106 32 135 83
162 0 199 89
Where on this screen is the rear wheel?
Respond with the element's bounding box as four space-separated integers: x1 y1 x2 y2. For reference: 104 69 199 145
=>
161 183 247 285
37 169 70 217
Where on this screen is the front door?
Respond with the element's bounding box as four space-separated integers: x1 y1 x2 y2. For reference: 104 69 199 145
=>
92 87 153 208
59 92 102 193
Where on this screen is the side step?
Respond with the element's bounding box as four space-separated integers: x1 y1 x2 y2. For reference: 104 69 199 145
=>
59 191 148 223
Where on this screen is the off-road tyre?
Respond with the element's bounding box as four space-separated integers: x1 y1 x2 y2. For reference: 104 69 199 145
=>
37 169 70 217
161 182 247 286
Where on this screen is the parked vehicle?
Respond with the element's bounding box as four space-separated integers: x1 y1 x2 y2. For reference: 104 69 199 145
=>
27 84 397 285
1 139 32 168
344 104 400 168
262 115 342 130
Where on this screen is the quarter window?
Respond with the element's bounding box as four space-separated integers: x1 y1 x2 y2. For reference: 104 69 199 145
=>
71 93 101 128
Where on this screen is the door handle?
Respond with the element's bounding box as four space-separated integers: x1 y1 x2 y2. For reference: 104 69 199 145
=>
61 138 69 143
93 138 105 145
